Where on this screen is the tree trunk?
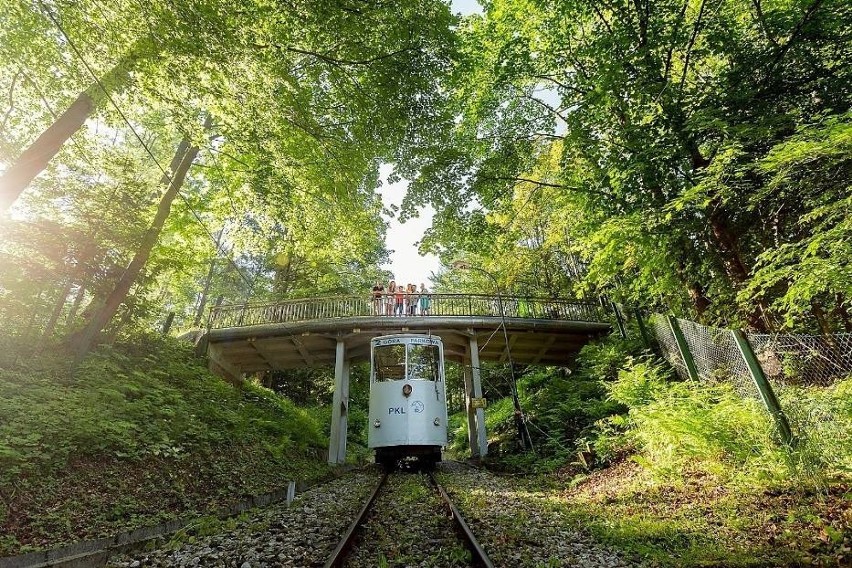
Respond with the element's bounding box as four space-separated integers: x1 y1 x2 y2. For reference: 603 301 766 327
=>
0 56 138 213
71 119 209 358
833 294 852 332
40 280 72 344
811 302 832 335
706 204 773 331
707 204 751 284
193 229 224 327
66 284 86 325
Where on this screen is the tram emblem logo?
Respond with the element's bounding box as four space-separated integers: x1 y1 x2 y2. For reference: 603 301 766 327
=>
411 401 425 413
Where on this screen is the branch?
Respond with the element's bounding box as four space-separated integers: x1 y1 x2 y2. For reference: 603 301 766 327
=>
677 0 709 100
483 176 614 198
663 0 690 82
282 44 420 66
589 1 615 35
767 0 824 72
509 84 568 122
751 0 780 47
0 70 21 134
533 74 587 97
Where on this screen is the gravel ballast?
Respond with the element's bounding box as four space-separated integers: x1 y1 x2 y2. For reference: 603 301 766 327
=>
108 470 381 568
108 462 638 567
343 472 471 567
435 462 640 568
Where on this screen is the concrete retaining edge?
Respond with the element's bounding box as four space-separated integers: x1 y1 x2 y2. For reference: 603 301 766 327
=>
0 467 356 568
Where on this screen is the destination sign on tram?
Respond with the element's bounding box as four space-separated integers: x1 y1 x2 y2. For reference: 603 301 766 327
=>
374 337 441 347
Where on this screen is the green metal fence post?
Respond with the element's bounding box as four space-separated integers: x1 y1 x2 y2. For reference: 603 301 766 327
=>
611 301 627 339
634 308 652 349
730 329 795 446
666 315 699 381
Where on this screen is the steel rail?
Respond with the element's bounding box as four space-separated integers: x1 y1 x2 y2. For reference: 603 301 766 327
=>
428 472 495 568
323 472 388 568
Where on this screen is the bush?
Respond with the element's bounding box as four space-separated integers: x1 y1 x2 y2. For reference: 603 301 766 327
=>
777 378 852 483
592 356 852 485
606 358 672 407
447 332 642 469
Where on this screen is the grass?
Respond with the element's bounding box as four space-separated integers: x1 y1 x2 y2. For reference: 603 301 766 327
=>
557 355 851 565
546 460 851 566
0 333 331 556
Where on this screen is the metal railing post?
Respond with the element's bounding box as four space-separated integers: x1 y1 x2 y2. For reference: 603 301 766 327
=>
730 330 795 446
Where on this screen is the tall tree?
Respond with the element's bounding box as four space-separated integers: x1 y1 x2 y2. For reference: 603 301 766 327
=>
70 116 211 357
402 0 850 330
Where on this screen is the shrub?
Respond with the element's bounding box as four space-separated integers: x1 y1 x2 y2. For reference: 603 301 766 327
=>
777 378 852 483
593 356 852 485
606 358 672 407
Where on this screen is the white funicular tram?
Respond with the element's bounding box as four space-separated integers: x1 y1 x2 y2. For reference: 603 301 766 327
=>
369 334 448 469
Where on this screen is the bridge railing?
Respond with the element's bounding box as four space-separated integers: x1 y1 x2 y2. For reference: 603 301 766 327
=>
208 294 609 329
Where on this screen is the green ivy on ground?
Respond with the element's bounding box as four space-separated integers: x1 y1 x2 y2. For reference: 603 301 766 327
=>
0 333 331 555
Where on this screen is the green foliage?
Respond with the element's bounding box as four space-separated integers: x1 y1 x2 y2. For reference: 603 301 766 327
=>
573 331 647 381
449 334 640 471
0 333 326 484
0 0 457 345
743 114 852 329
606 359 671 408
625 381 786 481
454 327 850 489
594 357 852 485
404 0 852 331
777 379 852 481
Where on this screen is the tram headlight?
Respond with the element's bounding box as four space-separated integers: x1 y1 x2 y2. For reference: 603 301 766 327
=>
433 417 440 426
374 419 381 428
402 384 412 397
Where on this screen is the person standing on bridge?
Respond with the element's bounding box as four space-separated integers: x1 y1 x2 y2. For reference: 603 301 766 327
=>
407 283 418 315
394 283 405 316
372 280 384 315
418 283 431 315
386 280 397 316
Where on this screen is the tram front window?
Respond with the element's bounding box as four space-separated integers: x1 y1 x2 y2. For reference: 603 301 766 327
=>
408 344 440 381
374 344 406 381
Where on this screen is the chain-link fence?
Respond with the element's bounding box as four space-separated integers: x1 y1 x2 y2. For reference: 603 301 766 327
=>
645 313 852 445
674 317 761 400
747 332 852 387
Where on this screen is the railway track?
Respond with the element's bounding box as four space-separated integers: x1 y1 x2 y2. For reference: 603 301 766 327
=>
324 470 494 568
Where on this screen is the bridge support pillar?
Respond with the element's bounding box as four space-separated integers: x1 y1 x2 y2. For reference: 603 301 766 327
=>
207 342 242 385
467 336 488 459
462 364 477 457
328 339 350 464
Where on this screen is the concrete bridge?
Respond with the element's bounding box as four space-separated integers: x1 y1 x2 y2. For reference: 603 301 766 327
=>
202 294 612 463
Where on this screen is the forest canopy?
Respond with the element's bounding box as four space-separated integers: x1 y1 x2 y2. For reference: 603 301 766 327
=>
404 0 851 332
1 0 850 356
0 0 454 353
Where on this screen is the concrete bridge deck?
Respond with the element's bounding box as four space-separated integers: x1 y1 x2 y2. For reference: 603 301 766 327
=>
201 294 613 463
